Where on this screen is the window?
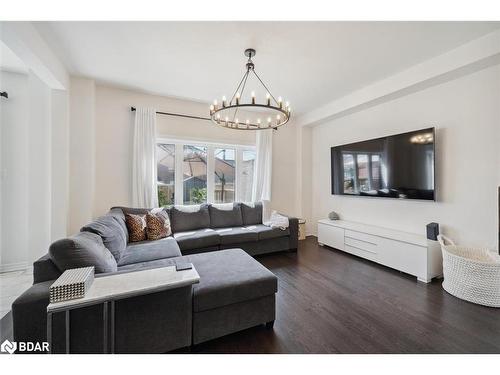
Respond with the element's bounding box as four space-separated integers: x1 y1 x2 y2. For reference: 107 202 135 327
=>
156 144 175 206
214 148 235 203
183 145 207 205
156 140 255 206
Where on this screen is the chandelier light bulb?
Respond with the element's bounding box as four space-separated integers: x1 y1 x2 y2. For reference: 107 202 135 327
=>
286 101 290 108
210 104 215 113
267 117 272 123
266 92 271 106
235 92 240 105
251 91 256 104
222 96 227 107
278 97 283 109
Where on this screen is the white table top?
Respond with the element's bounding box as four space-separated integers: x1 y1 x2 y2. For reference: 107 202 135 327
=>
47 265 200 313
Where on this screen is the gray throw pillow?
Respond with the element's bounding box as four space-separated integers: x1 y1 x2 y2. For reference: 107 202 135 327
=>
170 204 210 233
81 215 127 261
241 202 263 225
49 232 117 274
209 203 243 228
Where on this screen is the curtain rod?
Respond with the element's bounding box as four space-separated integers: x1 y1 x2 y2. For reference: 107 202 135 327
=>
130 106 211 121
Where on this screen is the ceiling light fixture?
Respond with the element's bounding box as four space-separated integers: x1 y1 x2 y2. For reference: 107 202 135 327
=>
210 48 291 130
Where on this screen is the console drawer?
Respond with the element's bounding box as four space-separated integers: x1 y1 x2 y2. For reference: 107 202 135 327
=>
345 229 380 245
344 236 378 254
344 244 378 262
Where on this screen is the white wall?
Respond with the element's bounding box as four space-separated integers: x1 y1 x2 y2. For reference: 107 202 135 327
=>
0 71 30 270
64 82 299 230
27 72 52 262
68 77 96 234
0 70 67 270
310 64 500 249
51 89 70 240
1 22 70 271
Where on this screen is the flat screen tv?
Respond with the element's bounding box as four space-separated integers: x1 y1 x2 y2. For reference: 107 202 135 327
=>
331 128 435 201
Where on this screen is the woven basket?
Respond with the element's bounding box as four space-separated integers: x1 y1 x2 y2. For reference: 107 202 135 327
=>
437 235 500 307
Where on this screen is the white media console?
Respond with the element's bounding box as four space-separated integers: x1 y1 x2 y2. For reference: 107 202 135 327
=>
317 219 443 283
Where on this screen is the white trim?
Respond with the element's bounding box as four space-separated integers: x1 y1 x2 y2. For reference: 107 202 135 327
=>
174 143 183 205
0 262 30 273
206 145 215 204
157 135 254 149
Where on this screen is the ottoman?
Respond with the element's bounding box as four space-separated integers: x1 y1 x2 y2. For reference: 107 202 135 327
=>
175 248 278 345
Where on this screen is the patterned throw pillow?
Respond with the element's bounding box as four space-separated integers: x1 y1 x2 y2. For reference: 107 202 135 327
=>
125 213 147 242
146 209 172 240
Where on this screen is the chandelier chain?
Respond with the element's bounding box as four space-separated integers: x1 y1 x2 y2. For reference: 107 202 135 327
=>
231 68 250 123
252 69 279 106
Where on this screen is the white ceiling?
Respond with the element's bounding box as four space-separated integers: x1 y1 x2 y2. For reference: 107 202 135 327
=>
0 40 29 74
36 21 500 115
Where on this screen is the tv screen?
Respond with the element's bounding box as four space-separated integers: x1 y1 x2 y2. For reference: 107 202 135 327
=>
331 128 435 200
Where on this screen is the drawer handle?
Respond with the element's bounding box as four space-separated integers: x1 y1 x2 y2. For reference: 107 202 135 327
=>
345 236 377 246
346 243 377 255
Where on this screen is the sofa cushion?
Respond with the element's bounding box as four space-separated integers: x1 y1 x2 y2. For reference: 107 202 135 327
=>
125 213 147 242
49 232 117 273
173 228 220 251
215 227 258 245
146 209 171 240
107 207 129 243
178 249 277 312
117 257 177 272
209 203 243 228
117 237 181 266
171 204 210 233
245 224 290 240
241 202 263 225
81 215 127 261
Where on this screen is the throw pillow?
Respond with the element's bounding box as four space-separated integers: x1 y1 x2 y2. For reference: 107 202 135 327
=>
125 213 147 242
146 209 172 240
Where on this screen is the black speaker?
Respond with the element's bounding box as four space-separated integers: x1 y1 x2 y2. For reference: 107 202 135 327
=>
426 222 439 241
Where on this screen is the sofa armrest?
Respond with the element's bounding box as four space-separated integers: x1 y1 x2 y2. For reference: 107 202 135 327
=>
12 281 52 345
33 254 61 284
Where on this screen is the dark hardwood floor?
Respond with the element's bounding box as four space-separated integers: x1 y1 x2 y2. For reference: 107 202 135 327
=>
192 237 500 354
2 237 499 353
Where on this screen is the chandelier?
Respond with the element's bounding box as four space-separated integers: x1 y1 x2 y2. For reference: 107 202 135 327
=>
210 48 291 130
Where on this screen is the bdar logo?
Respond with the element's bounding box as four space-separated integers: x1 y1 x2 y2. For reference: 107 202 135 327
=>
1 339 17 354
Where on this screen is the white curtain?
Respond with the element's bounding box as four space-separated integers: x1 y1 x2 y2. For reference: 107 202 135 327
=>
252 129 273 202
132 108 159 208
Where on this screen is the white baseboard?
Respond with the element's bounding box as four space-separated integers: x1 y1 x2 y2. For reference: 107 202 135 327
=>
0 262 30 273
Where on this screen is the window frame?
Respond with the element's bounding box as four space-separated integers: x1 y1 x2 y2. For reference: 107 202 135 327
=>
156 137 256 206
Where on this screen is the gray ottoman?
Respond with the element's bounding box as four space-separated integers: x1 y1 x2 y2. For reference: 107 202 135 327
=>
175 248 277 345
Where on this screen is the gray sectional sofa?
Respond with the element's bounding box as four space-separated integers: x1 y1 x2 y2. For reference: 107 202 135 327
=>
12 202 298 353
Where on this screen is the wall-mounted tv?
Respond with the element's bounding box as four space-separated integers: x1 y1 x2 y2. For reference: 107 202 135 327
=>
331 128 435 201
